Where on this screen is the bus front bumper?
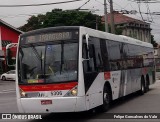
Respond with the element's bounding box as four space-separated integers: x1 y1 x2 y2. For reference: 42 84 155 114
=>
17 96 86 113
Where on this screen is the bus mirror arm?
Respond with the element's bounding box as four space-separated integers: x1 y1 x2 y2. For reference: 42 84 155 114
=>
82 58 90 62
82 34 92 61
85 34 91 59
85 34 89 49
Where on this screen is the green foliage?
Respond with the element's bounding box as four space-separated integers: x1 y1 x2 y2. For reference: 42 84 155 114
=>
151 35 158 47
19 9 103 32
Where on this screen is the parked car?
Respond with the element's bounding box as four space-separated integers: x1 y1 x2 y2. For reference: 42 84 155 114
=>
1 70 16 81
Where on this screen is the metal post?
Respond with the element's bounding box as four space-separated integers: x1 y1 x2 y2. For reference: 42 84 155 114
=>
110 0 115 34
104 0 108 32
96 16 98 30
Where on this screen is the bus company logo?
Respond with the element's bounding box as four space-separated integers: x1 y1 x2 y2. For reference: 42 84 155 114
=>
104 72 111 80
2 114 11 119
1 114 43 120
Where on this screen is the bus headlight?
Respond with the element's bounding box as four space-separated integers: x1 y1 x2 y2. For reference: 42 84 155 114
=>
71 89 77 96
64 86 78 97
19 88 27 97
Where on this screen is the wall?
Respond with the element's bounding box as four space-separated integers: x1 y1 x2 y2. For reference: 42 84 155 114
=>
1 25 20 57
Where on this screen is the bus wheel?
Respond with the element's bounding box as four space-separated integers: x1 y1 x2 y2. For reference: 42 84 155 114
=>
146 76 150 92
101 85 111 112
140 77 145 95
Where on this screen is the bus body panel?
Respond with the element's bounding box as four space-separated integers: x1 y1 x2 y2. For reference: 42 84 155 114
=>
82 68 153 110
19 98 77 113
18 97 87 113
77 28 85 97
17 99 25 113
79 27 155 110
85 73 104 109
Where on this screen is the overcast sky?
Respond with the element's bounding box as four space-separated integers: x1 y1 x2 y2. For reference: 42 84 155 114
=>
1 0 160 42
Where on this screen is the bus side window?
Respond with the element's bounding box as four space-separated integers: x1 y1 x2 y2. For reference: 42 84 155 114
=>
82 43 96 72
90 37 104 72
82 39 98 93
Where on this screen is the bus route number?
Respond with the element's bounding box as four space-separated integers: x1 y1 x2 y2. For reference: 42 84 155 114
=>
51 91 62 96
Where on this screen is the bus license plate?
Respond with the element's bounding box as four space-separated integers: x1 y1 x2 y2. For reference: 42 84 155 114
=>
41 100 52 105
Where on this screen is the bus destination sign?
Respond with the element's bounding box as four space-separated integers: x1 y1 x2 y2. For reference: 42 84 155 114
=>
23 32 73 44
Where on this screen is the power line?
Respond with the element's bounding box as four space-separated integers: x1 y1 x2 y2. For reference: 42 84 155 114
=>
137 0 145 21
145 0 154 22
0 13 46 19
77 0 91 10
95 0 104 5
110 1 145 23
129 0 160 3
0 0 82 7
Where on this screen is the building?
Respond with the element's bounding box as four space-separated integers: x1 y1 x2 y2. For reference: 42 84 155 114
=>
154 47 160 72
102 12 152 43
0 19 23 73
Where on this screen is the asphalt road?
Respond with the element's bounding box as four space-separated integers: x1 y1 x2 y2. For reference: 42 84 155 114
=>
0 79 160 122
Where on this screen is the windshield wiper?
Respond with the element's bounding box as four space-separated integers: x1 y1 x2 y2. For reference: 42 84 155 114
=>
31 46 42 61
30 45 43 73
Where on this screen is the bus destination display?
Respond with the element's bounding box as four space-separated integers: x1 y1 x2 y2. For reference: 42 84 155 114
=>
21 31 76 44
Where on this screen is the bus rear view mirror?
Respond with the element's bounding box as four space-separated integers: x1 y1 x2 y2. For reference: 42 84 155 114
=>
82 34 92 61
6 43 17 67
85 34 89 48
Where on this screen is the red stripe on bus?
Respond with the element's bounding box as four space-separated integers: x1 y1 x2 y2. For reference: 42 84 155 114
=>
19 82 78 92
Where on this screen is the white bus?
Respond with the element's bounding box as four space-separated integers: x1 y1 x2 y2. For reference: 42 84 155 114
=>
16 26 155 113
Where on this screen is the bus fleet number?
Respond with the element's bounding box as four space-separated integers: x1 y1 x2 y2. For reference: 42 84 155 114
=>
51 91 62 96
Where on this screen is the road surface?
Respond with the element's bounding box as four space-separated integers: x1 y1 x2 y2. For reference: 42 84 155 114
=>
0 80 160 122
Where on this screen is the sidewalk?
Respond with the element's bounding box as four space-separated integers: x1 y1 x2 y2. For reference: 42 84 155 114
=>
156 72 160 80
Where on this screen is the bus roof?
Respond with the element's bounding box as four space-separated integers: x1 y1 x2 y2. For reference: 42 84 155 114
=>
20 26 153 48
20 26 80 37
80 26 153 48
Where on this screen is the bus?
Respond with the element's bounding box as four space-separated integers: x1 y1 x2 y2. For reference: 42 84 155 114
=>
16 26 155 113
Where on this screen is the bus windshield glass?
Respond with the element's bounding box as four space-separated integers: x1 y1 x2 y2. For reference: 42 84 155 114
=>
18 31 79 84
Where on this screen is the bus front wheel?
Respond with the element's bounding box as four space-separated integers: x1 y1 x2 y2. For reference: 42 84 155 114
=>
101 85 112 112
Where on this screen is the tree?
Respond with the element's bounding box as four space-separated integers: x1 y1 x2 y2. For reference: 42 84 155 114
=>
19 9 103 32
151 35 158 47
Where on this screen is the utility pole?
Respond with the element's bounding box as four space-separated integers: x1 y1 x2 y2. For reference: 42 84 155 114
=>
104 0 108 32
96 16 98 30
110 0 115 34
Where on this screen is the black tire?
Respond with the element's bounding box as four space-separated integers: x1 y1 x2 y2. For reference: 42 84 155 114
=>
2 76 6 81
100 85 112 112
146 76 150 92
140 77 145 95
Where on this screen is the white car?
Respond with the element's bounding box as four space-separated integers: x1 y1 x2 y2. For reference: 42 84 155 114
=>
1 70 16 81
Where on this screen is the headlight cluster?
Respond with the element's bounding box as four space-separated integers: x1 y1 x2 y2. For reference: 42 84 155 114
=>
19 88 27 97
64 85 78 97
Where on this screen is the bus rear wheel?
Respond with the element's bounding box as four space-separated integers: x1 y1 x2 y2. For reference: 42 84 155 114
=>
146 75 150 92
140 77 145 95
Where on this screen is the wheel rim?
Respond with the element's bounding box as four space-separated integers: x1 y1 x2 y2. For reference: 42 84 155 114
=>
103 92 109 104
142 83 144 92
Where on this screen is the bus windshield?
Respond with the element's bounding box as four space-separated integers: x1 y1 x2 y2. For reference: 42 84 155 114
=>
18 41 78 84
